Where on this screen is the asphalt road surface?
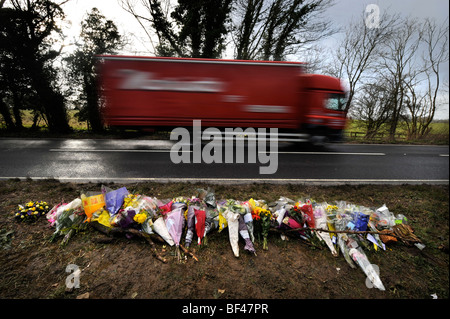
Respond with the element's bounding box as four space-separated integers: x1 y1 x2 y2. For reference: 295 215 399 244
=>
0 138 448 185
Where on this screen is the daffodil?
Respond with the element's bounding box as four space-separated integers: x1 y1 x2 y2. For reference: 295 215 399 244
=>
133 212 147 224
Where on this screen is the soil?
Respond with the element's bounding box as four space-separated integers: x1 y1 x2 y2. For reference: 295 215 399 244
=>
0 179 448 302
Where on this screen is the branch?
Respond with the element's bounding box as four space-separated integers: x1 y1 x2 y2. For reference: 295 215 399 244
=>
282 225 421 244
89 221 168 263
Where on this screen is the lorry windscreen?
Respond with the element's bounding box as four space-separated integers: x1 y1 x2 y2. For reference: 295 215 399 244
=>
325 93 346 111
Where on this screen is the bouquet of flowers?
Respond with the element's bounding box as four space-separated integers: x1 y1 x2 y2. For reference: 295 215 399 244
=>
47 199 82 227
349 246 386 291
197 188 216 209
194 208 206 245
299 200 315 229
102 185 129 216
110 208 136 229
313 204 338 257
256 207 272 251
325 204 338 244
15 201 50 222
81 192 105 222
91 207 112 228
241 201 255 242
152 216 175 246
165 203 186 261
217 200 228 233
184 205 196 248
202 207 218 246
158 200 173 217
238 216 256 255
49 199 86 246
223 207 240 257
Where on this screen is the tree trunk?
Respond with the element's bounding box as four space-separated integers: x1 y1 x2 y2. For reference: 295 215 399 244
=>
12 91 23 129
0 98 15 130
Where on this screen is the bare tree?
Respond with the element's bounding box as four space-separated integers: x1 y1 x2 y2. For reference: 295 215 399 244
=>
232 0 334 61
379 17 423 140
329 11 400 113
351 81 393 139
413 18 449 137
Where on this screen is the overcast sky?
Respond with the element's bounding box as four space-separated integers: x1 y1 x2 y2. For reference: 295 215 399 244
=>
60 0 449 118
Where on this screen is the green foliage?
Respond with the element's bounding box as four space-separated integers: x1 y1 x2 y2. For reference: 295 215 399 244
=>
64 8 124 132
0 0 70 133
147 0 232 58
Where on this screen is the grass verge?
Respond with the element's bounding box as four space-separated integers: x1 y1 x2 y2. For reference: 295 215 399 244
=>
0 179 448 299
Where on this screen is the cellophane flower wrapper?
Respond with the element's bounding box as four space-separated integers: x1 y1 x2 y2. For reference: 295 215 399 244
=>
372 204 396 230
313 205 338 256
102 185 129 216
300 200 315 229
132 196 158 220
238 216 256 254
334 212 358 268
166 206 185 246
185 205 198 247
47 199 82 227
242 210 255 242
217 201 228 232
91 208 112 228
253 206 272 251
237 201 255 242
352 210 370 231
153 216 174 246
194 208 206 245
349 246 385 291
197 188 217 209
223 208 240 257
47 202 68 227
81 192 105 222
268 197 289 212
273 207 287 229
158 200 173 218
110 209 136 229
324 203 338 244
141 217 154 235
50 201 86 242
282 216 303 234
203 207 218 243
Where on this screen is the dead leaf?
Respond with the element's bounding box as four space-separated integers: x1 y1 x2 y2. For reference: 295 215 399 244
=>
76 292 90 299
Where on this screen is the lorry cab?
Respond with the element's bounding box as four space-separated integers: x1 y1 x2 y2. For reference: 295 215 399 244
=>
300 74 347 143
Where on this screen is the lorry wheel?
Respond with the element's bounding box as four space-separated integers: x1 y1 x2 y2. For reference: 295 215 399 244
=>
309 136 328 148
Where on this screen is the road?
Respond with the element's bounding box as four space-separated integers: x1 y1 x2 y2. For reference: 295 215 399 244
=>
0 138 448 185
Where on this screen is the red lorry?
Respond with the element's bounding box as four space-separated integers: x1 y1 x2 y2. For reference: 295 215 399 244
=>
98 55 347 143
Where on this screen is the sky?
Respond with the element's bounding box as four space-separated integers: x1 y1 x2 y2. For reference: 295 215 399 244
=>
59 0 449 118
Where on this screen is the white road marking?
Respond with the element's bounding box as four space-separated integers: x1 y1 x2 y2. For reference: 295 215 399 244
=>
0 176 448 185
49 148 386 156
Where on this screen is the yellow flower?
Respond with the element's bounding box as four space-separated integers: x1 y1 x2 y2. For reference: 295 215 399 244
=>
133 213 147 224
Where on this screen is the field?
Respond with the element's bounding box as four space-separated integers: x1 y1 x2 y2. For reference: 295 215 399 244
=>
345 119 449 145
1 110 449 145
0 179 448 302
